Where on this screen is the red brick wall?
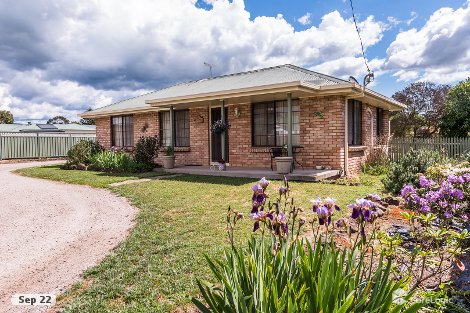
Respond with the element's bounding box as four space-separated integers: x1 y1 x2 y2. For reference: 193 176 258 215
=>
296 96 345 169
95 117 111 148
346 104 391 176
94 97 390 175
228 96 346 170
133 112 158 143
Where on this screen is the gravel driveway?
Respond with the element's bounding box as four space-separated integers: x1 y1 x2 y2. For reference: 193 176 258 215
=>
0 161 136 313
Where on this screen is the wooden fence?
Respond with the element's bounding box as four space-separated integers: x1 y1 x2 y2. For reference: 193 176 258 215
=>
0 133 96 160
389 137 470 161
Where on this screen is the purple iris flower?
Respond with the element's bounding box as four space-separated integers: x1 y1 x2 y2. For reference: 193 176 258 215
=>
350 204 360 219
281 223 288 234
362 209 371 221
255 193 266 204
279 186 288 196
444 211 453 219
252 184 263 193
316 206 330 225
325 197 340 211
335 218 348 228
258 177 270 189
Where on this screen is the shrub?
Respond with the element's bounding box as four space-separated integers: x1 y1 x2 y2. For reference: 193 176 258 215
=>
90 151 149 173
425 161 470 181
361 147 390 175
133 135 159 166
64 140 103 169
382 149 446 194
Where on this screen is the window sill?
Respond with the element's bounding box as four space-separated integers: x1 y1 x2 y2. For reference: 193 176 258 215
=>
348 145 368 152
250 147 271 153
174 147 191 152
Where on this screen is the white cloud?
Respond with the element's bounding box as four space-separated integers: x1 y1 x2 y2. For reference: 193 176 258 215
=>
0 0 386 122
387 16 401 27
297 13 312 25
384 1 470 83
407 11 418 25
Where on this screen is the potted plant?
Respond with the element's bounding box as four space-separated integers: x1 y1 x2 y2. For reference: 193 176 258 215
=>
275 156 293 174
218 159 226 171
210 120 230 134
161 146 175 169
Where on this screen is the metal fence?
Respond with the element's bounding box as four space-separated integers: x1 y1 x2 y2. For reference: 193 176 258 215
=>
0 133 96 160
389 137 470 162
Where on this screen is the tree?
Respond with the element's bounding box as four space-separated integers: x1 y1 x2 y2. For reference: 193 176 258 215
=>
440 78 470 137
79 108 95 125
391 82 450 138
0 110 14 123
47 115 70 124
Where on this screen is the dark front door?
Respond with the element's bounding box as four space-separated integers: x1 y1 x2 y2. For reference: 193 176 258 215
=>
211 107 229 163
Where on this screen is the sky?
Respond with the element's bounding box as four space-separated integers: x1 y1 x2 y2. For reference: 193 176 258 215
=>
0 0 469 123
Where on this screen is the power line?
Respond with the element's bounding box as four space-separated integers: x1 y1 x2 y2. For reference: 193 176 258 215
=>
349 0 370 74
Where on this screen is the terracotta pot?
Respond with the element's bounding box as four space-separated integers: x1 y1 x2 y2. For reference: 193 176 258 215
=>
275 157 293 174
161 155 175 169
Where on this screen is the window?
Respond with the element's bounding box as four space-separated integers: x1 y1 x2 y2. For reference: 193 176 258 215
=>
111 115 133 147
348 100 362 146
175 110 190 147
159 111 171 146
376 108 384 138
159 110 190 147
252 100 300 147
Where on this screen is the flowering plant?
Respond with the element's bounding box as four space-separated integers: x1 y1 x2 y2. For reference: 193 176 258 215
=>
210 119 230 134
402 174 470 225
194 177 425 312
395 174 470 293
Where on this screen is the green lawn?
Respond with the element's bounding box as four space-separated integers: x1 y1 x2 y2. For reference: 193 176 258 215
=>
17 166 385 312
16 165 166 188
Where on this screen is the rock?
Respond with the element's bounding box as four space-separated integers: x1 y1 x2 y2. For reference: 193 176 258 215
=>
386 225 413 241
376 208 384 217
382 196 402 206
374 202 388 212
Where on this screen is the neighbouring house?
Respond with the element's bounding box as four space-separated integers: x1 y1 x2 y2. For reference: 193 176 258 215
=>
81 64 404 175
0 123 96 135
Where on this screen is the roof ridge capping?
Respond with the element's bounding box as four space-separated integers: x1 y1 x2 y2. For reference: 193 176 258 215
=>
282 64 349 84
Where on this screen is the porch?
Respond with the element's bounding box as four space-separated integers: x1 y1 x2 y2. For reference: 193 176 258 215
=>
159 165 341 182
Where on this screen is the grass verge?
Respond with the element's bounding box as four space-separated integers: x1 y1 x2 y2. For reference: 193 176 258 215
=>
17 166 385 312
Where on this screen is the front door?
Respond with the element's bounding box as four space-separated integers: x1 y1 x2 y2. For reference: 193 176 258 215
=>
211 107 229 163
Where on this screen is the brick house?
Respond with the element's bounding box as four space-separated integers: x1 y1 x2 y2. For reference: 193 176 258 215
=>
82 65 404 175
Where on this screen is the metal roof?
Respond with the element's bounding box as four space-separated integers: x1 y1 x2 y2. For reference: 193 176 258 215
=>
0 123 96 133
88 64 349 115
